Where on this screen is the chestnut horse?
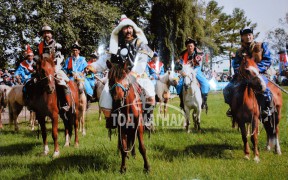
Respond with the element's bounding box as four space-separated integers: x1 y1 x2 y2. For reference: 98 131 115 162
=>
25 53 60 157
108 62 149 173
231 56 282 162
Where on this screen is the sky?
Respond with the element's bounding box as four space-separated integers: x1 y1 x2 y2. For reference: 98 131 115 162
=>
210 0 288 41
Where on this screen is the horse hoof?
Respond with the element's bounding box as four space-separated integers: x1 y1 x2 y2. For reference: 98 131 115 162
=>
120 167 126 174
64 142 70 147
254 156 260 163
266 145 271 151
244 155 250 160
74 143 79 148
276 149 282 155
44 145 49 155
82 131 86 136
53 151 60 158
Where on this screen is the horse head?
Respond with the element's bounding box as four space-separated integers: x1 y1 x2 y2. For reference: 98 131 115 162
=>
108 61 130 102
239 55 266 93
37 53 56 94
182 64 197 87
74 73 85 94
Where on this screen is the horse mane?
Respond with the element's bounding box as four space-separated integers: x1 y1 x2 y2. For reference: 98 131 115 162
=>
182 64 197 81
108 63 127 88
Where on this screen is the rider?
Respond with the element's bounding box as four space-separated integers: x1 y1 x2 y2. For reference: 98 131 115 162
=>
176 38 210 110
224 27 273 117
99 14 155 129
146 52 165 86
14 45 35 84
63 42 94 102
38 25 71 111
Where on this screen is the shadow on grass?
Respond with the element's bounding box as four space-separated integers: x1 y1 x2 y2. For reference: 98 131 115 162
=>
152 143 237 161
0 142 41 156
17 152 118 179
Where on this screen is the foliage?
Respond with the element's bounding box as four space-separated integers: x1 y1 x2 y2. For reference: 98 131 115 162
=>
0 92 288 178
0 0 261 71
0 0 119 68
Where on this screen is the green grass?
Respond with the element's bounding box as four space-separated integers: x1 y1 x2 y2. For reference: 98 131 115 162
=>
0 89 288 179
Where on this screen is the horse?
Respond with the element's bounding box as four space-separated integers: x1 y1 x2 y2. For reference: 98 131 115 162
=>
57 80 80 147
0 85 11 129
74 74 87 136
7 85 36 131
155 71 173 117
24 53 60 157
231 55 282 162
108 62 149 173
182 64 202 132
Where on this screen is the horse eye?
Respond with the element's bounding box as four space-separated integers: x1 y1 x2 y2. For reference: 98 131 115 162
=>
245 70 250 74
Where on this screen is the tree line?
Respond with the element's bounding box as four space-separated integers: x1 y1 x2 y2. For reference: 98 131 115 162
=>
0 0 286 70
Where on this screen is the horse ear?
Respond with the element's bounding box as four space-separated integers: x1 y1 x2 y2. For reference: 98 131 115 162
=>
106 60 112 69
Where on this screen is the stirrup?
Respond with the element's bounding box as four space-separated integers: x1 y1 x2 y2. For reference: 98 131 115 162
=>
226 108 232 117
61 105 70 112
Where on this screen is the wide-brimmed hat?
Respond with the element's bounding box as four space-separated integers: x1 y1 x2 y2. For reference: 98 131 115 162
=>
39 25 54 36
71 41 81 50
109 15 148 54
240 28 253 35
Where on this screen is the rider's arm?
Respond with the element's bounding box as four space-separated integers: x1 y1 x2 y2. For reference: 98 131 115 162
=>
257 42 272 73
232 51 241 74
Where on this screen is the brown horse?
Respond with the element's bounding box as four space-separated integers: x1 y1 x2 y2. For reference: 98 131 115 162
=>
25 53 60 157
57 80 80 147
231 56 282 162
108 62 149 173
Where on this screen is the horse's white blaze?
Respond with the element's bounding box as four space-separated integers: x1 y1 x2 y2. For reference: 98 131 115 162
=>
248 66 266 92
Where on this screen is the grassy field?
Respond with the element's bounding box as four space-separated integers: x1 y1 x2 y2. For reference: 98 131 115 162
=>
0 90 288 179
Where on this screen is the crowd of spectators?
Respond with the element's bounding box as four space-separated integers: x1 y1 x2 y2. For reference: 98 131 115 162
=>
0 69 22 86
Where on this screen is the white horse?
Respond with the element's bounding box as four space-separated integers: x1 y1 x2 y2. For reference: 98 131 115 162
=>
93 74 107 121
182 64 202 132
155 71 174 117
0 85 12 129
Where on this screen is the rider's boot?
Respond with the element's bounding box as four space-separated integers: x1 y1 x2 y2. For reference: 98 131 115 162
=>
226 108 233 117
201 93 208 110
61 85 71 112
261 94 273 117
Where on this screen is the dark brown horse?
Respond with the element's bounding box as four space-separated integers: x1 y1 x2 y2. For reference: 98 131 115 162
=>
231 56 282 162
108 62 149 173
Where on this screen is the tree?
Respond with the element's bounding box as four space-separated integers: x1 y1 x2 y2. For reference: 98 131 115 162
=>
0 0 119 69
150 0 205 69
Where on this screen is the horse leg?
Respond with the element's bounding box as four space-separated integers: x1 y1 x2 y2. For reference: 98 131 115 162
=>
119 127 127 173
11 104 23 131
251 118 260 163
74 111 79 147
239 122 250 160
98 103 102 121
185 108 190 133
0 107 2 129
38 116 49 155
137 124 150 172
81 110 86 136
51 112 59 157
